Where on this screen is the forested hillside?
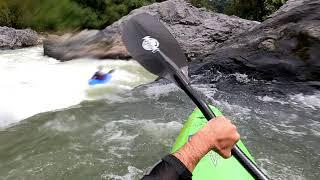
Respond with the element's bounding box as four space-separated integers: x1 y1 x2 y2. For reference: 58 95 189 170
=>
0 0 165 31
0 0 287 32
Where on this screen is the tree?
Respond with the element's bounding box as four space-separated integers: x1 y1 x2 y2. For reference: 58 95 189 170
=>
188 0 216 11
0 0 166 31
225 0 287 21
0 0 288 31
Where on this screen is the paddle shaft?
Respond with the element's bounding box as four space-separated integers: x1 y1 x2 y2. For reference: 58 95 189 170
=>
159 51 269 180
121 13 269 179
175 75 269 180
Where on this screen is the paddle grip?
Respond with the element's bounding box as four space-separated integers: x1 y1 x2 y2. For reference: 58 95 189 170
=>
174 75 269 180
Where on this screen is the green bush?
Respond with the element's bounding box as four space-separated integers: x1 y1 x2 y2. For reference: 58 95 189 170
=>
0 0 164 31
0 0 288 31
187 0 287 21
225 0 288 21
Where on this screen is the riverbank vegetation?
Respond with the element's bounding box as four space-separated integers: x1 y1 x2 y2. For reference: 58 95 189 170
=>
0 0 166 32
190 0 287 21
0 0 287 32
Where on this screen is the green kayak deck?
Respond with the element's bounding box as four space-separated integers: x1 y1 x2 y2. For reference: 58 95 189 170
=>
171 106 255 180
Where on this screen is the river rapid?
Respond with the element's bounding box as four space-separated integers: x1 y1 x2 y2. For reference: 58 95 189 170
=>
0 47 319 180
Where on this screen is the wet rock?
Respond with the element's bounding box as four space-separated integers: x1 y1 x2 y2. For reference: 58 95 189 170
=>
0 26 40 49
258 39 276 51
198 0 320 81
43 31 130 61
43 0 258 61
112 0 259 60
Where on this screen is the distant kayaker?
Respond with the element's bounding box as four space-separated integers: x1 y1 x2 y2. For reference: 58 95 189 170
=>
91 66 115 80
91 65 106 80
142 116 240 180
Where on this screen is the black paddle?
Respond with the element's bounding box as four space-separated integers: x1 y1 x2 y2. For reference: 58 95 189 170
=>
121 13 269 180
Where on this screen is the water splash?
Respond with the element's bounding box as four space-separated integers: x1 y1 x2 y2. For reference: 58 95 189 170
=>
0 47 156 128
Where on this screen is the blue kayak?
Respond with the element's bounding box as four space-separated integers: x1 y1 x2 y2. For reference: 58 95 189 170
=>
88 74 112 86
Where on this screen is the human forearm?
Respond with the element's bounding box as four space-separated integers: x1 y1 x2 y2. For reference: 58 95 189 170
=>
142 116 240 179
173 130 212 172
173 116 240 172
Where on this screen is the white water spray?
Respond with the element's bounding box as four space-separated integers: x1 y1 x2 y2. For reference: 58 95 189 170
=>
0 47 156 128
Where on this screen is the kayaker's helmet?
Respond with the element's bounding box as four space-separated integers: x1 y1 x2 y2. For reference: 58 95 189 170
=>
97 65 104 71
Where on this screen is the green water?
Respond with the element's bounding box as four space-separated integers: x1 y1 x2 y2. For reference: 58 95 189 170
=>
0 48 319 180
0 90 191 179
1 82 320 180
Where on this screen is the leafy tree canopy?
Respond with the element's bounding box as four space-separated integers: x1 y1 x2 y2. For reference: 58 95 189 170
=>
0 0 287 32
0 0 165 31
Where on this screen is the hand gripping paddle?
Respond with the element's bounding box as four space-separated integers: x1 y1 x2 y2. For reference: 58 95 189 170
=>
121 13 269 180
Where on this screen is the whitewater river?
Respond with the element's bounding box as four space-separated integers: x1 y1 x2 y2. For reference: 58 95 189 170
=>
0 47 319 180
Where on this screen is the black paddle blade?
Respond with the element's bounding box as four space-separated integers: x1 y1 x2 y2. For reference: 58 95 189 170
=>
121 13 270 180
121 13 188 80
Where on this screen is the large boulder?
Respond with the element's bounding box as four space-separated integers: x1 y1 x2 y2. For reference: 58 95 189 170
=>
43 0 259 61
107 0 259 60
0 26 40 49
43 30 130 61
197 0 320 81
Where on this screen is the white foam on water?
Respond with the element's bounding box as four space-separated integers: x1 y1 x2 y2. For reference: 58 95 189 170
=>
193 84 252 116
95 119 182 137
141 120 183 138
144 83 179 99
94 119 183 149
231 72 251 83
212 99 252 117
101 166 143 180
289 91 320 110
257 96 288 105
40 114 78 132
309 120 320 137
194 84 217 98
0 47 156 128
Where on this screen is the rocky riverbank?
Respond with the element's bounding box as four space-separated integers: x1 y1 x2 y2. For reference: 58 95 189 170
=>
0 26 41 49
3 0 319 82
197 0 320 82
42 0 320 82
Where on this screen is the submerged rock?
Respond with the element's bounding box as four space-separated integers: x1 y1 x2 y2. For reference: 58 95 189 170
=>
197 0 320 82
43 0 258 61
0 27 40 49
